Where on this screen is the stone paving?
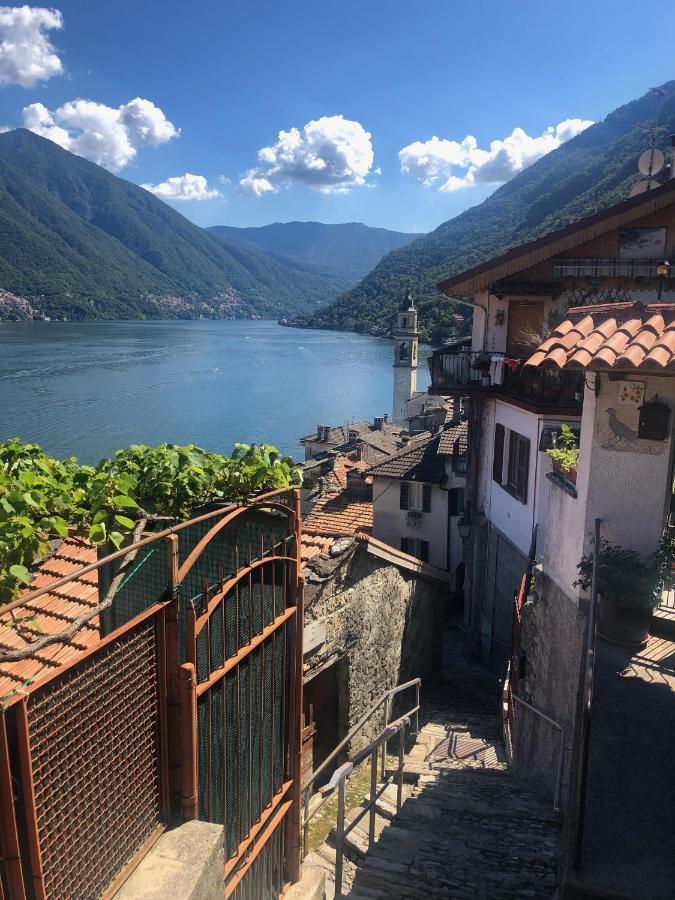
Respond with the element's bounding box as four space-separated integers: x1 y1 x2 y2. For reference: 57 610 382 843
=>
306 627 561 898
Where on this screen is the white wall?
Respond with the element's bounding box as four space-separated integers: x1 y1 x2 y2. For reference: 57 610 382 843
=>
543 372 675 600
477 399 581 557
372 476 448 570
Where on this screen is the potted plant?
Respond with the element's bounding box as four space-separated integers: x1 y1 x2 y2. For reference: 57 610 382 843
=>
471 352 491 385
546 424 579 484
574 538 669 646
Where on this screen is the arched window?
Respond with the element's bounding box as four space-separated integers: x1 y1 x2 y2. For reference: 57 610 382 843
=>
402 317 407 327
399 342 408 362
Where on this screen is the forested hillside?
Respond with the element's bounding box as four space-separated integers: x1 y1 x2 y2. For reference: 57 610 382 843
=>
0 131 350 320
300 81 675 343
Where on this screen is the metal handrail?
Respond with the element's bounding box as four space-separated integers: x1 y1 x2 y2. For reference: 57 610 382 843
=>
301 678 420 872
510 694 565 815
316 714 412 898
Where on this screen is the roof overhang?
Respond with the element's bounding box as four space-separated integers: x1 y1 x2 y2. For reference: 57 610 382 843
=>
437 179 675 296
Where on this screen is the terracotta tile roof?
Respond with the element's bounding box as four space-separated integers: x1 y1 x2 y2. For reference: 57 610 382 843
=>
303 484 373 536
0 538 100 705
323 454 370 491
367 432 447 482
437 420 469 456
525 302 675 372
300 531 336 563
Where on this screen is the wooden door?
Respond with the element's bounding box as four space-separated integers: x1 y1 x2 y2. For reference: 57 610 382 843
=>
506 301 544 357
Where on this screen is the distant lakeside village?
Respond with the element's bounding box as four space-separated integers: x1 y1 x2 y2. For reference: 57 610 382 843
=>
1 164 675 900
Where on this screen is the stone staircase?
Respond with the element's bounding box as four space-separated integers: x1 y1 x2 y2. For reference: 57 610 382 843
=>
304 629 561 898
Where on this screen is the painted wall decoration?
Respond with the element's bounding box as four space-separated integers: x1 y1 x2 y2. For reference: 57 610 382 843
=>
619 227 667 260
617 381 645 406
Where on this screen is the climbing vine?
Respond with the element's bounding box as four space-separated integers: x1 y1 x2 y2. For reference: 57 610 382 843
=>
0 438 300 605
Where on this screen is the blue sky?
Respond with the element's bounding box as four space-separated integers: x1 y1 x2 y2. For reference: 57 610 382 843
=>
1 0 674 233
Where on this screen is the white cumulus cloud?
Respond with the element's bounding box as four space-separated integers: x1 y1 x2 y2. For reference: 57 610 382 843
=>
239 114 375 197
21 97 179 170
399 118 594 192
142 173 222 201
0 5 63 88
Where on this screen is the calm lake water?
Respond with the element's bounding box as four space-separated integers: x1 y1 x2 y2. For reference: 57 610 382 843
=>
0 320 430 464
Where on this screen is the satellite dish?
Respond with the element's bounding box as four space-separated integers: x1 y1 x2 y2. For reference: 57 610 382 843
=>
638 147 665 176
628 179 661 198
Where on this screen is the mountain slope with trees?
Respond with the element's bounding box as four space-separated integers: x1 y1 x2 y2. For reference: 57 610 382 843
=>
0 130 384 320
208 221 421 285
300 81 675 343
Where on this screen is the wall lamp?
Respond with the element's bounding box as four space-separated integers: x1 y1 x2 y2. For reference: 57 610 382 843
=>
657 260 671 302
457 502 473 541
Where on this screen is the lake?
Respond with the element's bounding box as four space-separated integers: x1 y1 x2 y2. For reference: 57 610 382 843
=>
0 320 430 464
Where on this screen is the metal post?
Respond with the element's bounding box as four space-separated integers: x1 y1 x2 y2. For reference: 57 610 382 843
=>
415 682 420 735
369 749 378 846
380 694 389 780
396 727 405 812
572 517 601 870
335 778 346 898
178 663 198 821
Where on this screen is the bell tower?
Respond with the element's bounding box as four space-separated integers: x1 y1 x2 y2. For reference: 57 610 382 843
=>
392 295 420 424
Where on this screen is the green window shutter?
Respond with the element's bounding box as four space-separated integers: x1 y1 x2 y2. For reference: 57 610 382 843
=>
422 484 432 513
449 488 465 517
400 538 409 554
400 481 409 510
493 423 505 484
516 436 530 504
420 541 430 563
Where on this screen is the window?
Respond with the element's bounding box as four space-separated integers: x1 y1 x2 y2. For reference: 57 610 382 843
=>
493 423 505 484
506 431 530 503
449 488 465 517
401 538 429 562
400 482 431 512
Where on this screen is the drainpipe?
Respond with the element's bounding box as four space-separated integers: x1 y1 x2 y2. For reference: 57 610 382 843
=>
444 293 490 351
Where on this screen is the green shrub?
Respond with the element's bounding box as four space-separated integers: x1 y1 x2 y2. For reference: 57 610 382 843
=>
546 424 579 474
574 537 669 611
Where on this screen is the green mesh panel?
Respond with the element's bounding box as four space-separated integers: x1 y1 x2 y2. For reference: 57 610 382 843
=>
100 540 169 636
238 659 250 838
263 570 274 627
224 588 237 660
211 682 224 824
225 673 237 857
210 601 224 673
273 628 284 794
251 568 263 635
197 695 209 820
238 579 250 649
261 637 273 809
196 628 209 683
227 817 286 900
250 647 262 825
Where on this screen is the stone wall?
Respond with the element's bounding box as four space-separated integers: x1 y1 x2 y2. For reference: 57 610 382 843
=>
513 568 586 814
303 538 444 751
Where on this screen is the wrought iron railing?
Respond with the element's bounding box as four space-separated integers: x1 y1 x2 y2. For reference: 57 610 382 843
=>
429 348 583 406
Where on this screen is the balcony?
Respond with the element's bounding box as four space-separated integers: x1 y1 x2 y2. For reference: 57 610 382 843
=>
428 347 583 410
552 257 673 279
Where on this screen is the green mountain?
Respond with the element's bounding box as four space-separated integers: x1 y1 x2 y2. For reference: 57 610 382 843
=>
302 81 675 344
0 130 352 321
207 221 421 285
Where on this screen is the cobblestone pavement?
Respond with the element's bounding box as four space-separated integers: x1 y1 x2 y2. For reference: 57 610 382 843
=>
307 628 560 898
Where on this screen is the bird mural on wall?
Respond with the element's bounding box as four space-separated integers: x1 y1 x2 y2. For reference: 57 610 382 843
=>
605 407 639 444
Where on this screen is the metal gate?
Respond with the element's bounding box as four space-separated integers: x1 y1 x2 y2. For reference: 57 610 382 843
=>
0 488 303 900
177 493 303 897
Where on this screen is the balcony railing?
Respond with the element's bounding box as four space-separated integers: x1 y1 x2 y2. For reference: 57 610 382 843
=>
552 257 673 279
429 348 583 407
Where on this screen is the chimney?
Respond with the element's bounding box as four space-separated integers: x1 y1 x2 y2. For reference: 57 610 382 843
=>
383 413 389 424
318 425 330 442
373 415 384 431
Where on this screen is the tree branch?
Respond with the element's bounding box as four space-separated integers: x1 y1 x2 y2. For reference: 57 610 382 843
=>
0 518 149 664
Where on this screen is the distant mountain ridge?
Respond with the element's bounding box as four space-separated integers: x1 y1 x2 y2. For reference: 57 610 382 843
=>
0 130 413 321
300 81 675 344
208 221 421 285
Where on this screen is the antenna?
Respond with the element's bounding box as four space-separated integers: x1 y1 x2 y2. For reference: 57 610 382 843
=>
628 179 661 198
627 88 668 197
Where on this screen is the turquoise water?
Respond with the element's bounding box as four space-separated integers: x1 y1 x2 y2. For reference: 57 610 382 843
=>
0 320 430 464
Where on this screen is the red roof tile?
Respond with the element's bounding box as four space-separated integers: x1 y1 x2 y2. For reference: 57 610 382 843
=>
525 302 675 372
0 538 100 705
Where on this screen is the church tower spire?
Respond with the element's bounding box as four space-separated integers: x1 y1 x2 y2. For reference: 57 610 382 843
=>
392 294 420 424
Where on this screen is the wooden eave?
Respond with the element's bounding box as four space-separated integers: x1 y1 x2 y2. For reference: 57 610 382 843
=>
437 178 675 295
